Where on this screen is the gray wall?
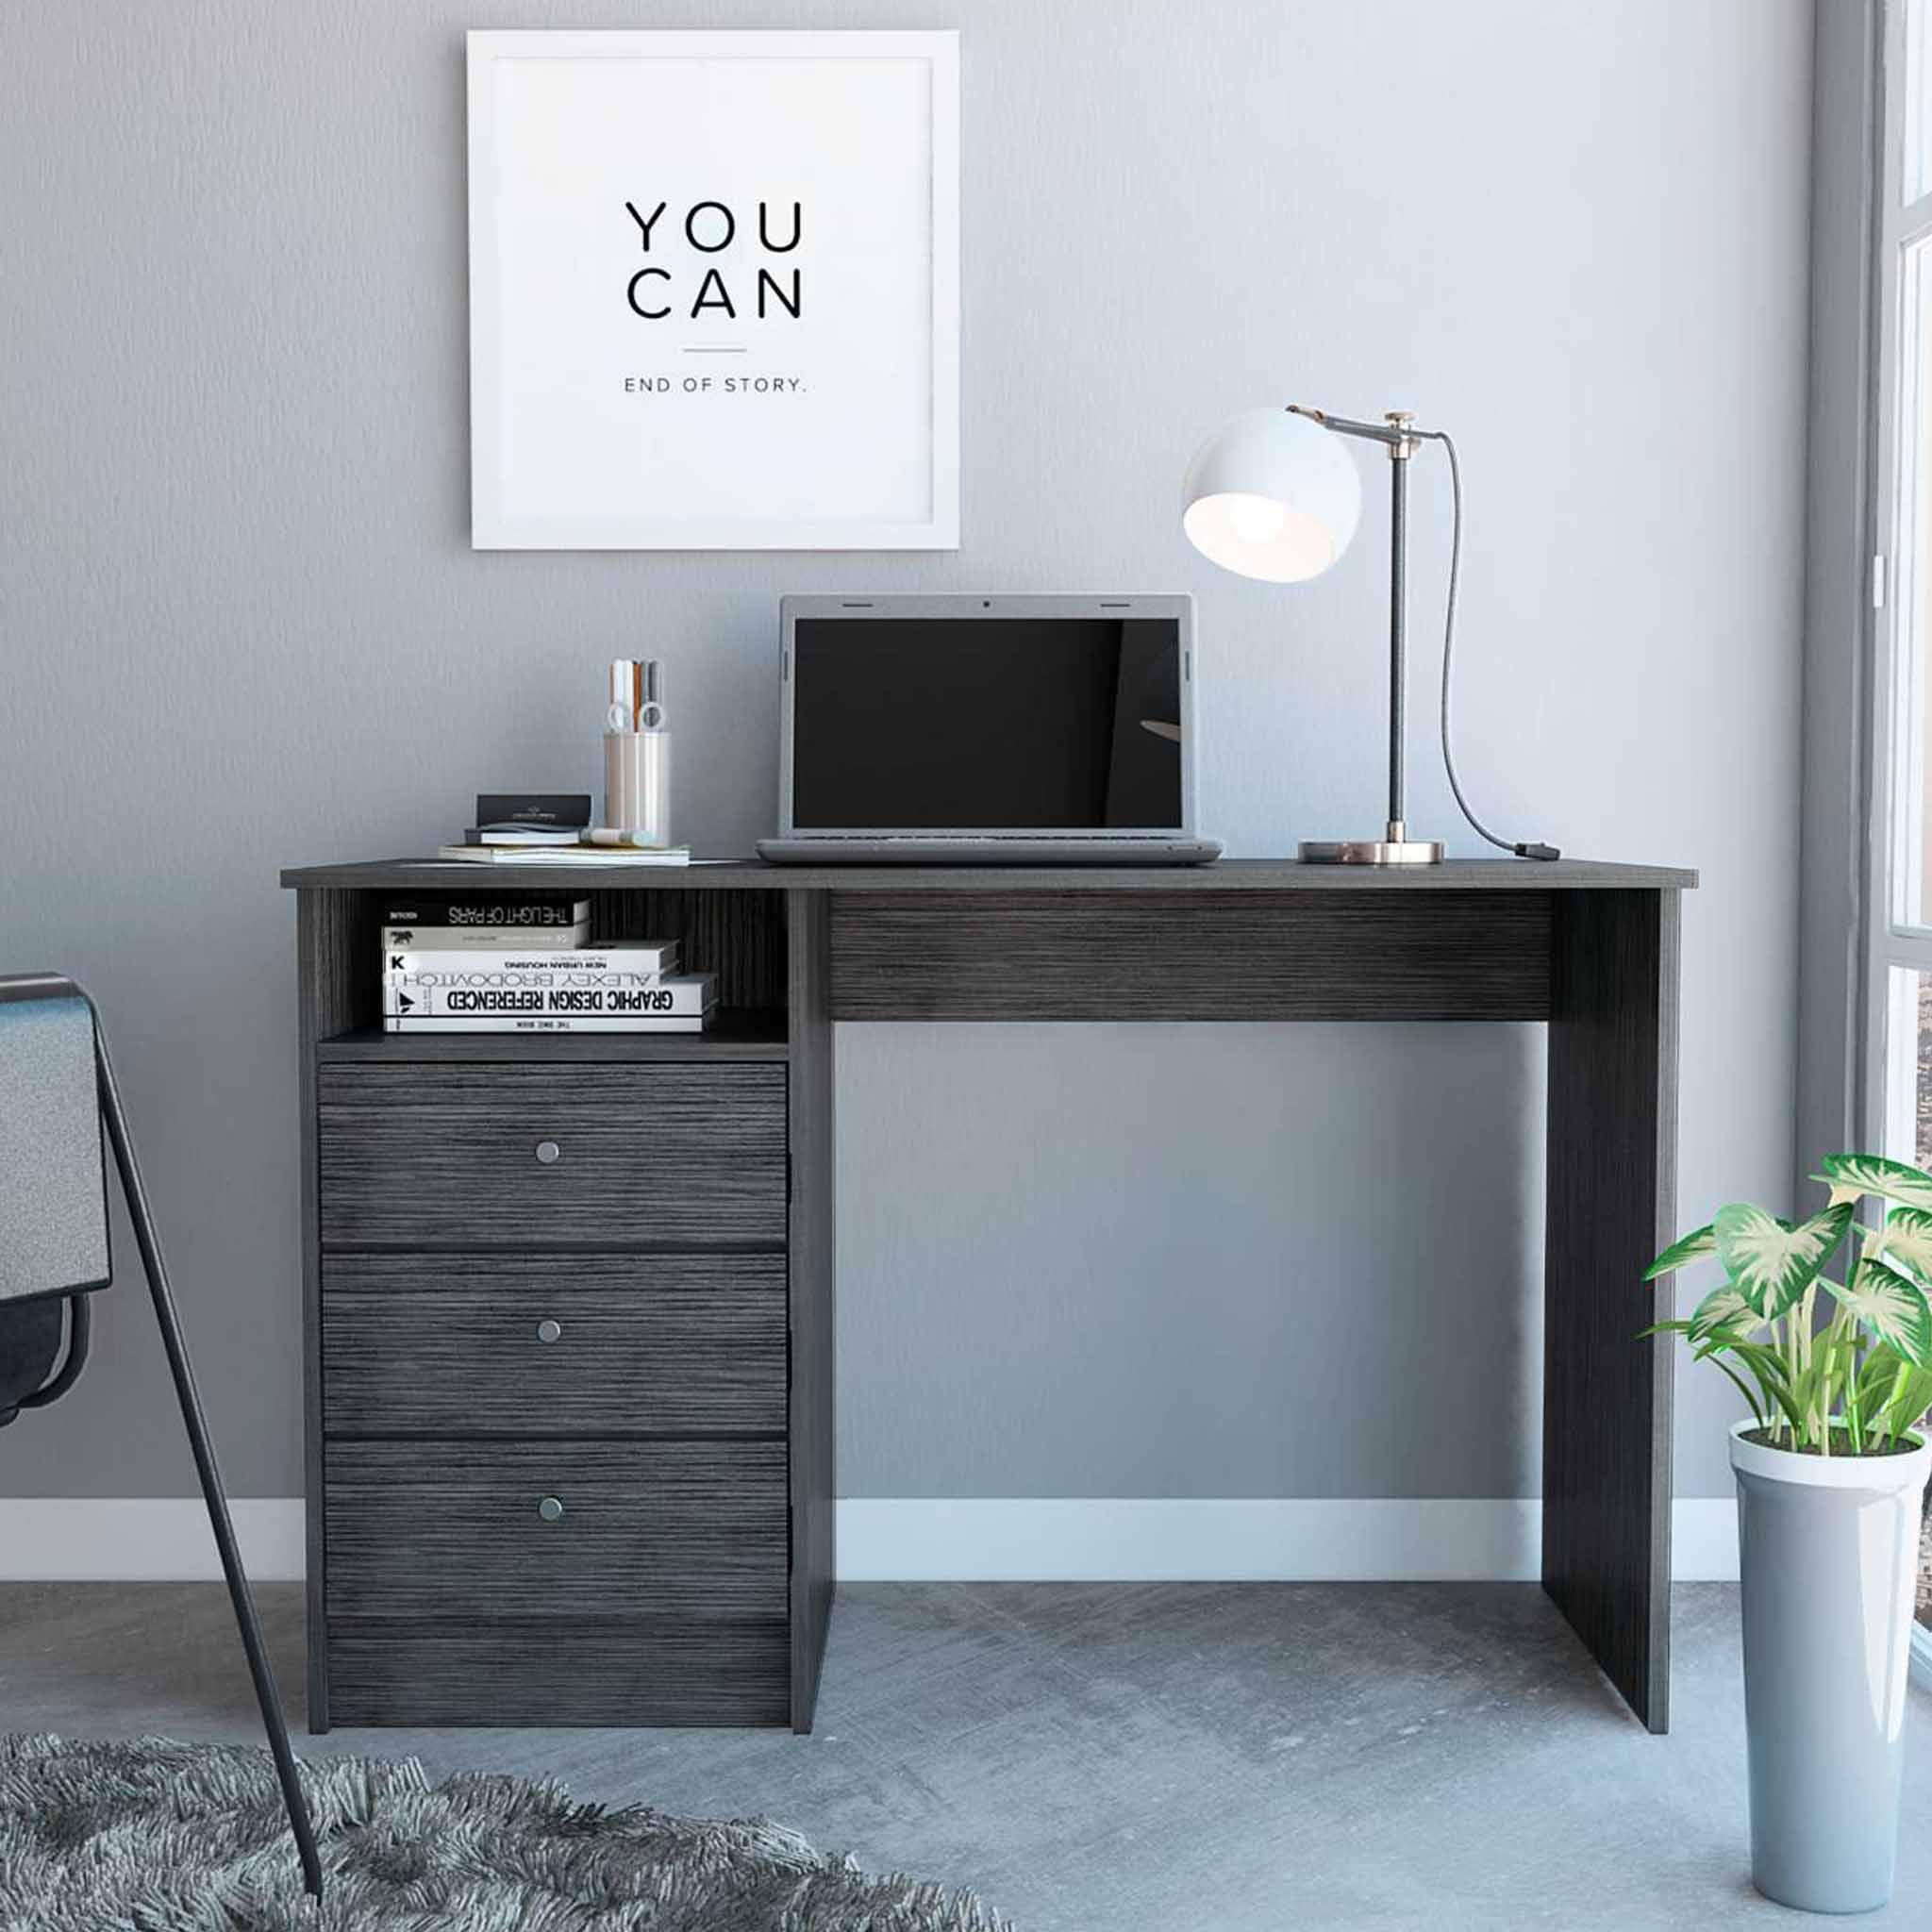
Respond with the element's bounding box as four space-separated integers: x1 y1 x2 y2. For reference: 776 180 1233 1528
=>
0 0 1814 1510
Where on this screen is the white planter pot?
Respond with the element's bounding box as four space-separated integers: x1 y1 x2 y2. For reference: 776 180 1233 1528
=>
1730 1419 1932 1914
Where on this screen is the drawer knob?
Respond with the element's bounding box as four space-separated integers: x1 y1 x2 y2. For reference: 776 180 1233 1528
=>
534 1140 561 1166
538 1495 564 1524
536 1319 562 1344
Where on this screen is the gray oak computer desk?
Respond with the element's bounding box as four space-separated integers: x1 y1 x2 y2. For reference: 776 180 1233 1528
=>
283 856 1693 1736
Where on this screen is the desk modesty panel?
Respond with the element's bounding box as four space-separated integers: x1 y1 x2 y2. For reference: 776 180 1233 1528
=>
284 858 1693 1734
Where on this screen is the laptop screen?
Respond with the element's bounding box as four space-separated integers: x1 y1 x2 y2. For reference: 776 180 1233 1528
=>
790 615 1185 831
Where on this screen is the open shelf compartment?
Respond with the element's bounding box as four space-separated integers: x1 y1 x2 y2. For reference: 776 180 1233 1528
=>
304 885 793 1055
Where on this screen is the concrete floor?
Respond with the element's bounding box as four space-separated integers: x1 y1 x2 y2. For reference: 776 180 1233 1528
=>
0 1582 1927 1929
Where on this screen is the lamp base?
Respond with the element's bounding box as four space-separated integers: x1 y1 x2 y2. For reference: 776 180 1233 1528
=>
1298 835 1444 866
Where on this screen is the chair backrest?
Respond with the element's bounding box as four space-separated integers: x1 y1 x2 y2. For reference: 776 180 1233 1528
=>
0 978 110 1305
0 976 110 1423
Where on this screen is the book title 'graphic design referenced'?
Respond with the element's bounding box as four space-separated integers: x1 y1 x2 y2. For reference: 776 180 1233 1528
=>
623 199 804 323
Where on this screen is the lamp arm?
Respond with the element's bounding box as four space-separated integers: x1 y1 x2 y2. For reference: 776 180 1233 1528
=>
1294 406 1424 841
1286 403 1413 449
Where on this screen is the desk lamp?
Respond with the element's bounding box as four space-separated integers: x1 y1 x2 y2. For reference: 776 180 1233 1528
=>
1181 405 1557 865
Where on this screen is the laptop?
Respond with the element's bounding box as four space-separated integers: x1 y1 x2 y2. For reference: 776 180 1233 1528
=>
757 594 1223 866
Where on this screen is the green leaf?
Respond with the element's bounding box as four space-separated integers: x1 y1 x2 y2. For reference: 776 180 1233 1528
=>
1688 1282 1758 1344
1858 1343 1908 1405
1823 1260 1932 1367
1812 1154 1932 1213
1705 1354 1767 1430
1885 1368 1932 1435
1714 1201 1853 1320
1756 1373 1811 1440
1644 1224 1717 1281
1857 1346 1932 1441
1789 1343 1834 1423
1691 1332 1804 1436
1876 1206 1932 1280
1687 1326 1745 1353
1720 1337 1795 1394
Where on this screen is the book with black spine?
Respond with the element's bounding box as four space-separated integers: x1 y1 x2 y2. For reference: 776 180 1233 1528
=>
475 793 591 834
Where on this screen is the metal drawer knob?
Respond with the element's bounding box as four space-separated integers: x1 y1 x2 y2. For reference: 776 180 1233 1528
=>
538 1495 564 1524
536 1319 562 1344
534 1140 561 1165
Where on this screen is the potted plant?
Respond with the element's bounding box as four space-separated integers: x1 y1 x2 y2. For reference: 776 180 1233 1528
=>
1647 1153 1932 1914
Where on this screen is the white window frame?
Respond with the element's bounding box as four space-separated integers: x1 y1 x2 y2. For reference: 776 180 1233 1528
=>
1864 2 1932 1163
1870 0 1932 1684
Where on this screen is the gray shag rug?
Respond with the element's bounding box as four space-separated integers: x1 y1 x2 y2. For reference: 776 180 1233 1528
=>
0 1734 1012 1930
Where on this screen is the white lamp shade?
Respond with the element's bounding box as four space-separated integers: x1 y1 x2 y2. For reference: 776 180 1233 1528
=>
1180 408 1362 583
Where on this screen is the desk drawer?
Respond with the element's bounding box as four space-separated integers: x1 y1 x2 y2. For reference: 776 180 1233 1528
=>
321 1254 787 1435
327 1617 791 1726
325 1441 787 1619
317 1063 787 1246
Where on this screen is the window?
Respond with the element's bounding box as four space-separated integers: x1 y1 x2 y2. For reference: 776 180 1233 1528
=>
1872 2 1932 1633
1874 3 1932 1192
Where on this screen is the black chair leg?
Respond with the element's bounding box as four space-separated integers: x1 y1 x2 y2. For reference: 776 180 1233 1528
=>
95 1037 325 1899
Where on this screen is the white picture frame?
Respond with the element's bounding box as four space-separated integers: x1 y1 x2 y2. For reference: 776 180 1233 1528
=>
467 29 959 551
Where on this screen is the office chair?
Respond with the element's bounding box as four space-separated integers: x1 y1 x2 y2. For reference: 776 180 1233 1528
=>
0 974 323 1898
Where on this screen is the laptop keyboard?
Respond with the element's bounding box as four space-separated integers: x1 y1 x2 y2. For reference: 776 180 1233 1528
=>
827 833 1129 841
760 832 1224 865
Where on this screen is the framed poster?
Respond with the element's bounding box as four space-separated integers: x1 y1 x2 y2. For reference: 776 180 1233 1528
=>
467 29 959 550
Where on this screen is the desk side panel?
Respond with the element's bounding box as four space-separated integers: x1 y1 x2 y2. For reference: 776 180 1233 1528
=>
295 887 381 1731
1543 888 1678 1732
829 891 1553 1021
788 890 836 1731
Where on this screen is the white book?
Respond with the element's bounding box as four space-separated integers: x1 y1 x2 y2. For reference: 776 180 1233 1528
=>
382 1014 708 1034
385 973 714 1022
379 894 589 921
381 944 679 978
433 844 691 867
380 923 589 953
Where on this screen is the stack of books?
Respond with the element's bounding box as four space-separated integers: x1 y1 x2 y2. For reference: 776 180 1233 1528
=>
432 791 691 867
378 891 715 1034
455 793 598 847
434 841 692 866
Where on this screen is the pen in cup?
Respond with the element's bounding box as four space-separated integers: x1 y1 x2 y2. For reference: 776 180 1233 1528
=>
608 659 635 733
637 659 666 732
601 658 671 844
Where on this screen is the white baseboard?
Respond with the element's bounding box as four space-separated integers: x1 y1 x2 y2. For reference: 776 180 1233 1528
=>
0 1500 306 1582
1672 1499 1741 1582
0 1497 1741 1585
838 1499 1742 1583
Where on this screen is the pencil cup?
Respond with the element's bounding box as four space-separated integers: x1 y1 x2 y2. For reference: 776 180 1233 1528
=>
604 731 671 846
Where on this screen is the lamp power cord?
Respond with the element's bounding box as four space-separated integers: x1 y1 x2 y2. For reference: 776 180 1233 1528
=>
1419 428 1560 861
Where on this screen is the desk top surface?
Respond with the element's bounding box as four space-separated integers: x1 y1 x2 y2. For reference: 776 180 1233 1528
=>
282 856 1697 893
